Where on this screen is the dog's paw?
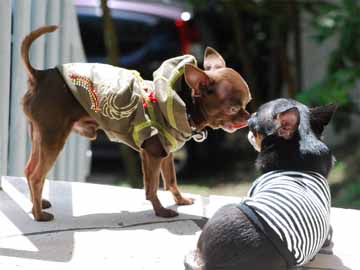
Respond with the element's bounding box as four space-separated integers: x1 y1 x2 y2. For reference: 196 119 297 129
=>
176 197 195 206
34 211 54 222
155 207 179 218
42 199 52 209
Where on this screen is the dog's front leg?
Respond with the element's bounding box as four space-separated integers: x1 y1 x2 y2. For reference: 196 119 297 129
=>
161 153 194 205
141 136 178 218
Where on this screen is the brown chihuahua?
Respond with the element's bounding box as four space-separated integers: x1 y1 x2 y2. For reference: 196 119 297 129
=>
21 26 251 221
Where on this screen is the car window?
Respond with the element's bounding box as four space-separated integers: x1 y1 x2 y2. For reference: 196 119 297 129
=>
77 5 181 77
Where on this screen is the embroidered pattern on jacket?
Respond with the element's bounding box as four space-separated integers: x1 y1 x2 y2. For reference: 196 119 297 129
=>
70 74 100 112
99 83 139 120
70 73 139 120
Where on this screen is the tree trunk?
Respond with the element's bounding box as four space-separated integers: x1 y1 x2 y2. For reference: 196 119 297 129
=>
100 0 119 65
281 0 300 98
225 0 258 110
290 0 303 92
100 0 142 188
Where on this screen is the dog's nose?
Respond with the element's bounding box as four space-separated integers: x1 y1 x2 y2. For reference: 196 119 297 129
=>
248 116 256 130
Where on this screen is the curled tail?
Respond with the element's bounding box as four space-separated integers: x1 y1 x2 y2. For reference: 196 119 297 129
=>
21 25 58 83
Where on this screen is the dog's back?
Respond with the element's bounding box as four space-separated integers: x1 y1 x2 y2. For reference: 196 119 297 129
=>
240 170 331 265
185 203 287 270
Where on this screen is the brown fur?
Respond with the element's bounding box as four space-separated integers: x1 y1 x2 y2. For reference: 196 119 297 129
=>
21 25 251 221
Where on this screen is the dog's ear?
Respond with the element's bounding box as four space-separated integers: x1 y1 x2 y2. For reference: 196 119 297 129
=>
275 107 300 140
184 64 210 97
310 104 337 135
203 47 226 71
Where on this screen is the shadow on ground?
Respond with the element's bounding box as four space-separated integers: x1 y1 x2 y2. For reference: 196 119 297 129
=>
0 177 207 263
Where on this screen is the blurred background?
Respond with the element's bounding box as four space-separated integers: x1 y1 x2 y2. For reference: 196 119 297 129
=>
77 0 360 209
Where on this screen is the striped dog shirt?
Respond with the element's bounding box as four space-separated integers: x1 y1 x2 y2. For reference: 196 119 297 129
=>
238 171 331 266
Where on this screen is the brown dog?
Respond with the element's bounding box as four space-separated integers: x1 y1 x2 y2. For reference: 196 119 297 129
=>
21 25 251 221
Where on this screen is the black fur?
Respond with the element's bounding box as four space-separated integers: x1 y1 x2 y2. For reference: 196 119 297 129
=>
250 99 335 177
185 99 336 270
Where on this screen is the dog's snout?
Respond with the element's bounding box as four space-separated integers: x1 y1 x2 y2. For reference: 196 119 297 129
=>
248 115 256 130
241 109 250 120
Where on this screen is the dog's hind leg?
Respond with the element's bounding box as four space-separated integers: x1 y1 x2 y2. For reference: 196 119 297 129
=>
25 122 52 210
28 124 72 221
160 153 194 205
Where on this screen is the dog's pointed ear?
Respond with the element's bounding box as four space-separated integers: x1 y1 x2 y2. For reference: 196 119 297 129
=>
276 107 300 140
184 64 210 97
309 104 337 135
310 104 337 127
203 47 226 71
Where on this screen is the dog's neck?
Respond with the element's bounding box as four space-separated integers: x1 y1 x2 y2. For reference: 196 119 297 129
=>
188 97 208 131
177 80 208 131
256 133 333 178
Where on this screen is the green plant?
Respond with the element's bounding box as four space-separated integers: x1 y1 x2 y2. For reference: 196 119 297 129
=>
298 0 360 130
333 182 360 209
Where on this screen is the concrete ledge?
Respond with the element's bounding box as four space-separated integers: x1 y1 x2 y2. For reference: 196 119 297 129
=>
0 176 358 269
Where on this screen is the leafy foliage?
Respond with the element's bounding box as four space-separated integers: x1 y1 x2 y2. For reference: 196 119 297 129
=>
333 182 360 209
298 68 360 106
187 0 304 109
330 140 360 209
298 0 360 131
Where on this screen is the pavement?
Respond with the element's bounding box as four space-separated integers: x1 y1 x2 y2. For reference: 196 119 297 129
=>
0 176 359 270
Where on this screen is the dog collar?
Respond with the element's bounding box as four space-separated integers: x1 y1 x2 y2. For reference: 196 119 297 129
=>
192 130 208 142
188 113 208 142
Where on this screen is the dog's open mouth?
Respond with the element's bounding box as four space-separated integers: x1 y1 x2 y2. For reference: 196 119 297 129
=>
222 122 248 133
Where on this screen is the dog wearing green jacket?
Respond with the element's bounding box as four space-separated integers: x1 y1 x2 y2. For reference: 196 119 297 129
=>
21 25 252 221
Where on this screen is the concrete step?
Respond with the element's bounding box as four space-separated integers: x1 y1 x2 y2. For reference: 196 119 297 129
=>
0 176 358 269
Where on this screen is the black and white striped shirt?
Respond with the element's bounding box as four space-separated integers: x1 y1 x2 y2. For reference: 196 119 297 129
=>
239 171 331 266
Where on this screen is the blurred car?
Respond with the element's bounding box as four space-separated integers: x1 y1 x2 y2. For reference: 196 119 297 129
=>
75 0 202 171
76 0 201 79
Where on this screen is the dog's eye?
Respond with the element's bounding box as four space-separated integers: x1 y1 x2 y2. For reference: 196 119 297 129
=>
230 106 240 114
227 106 240 115
201 84 215 95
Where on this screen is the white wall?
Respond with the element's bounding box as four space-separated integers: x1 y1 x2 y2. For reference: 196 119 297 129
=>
0 0 91 186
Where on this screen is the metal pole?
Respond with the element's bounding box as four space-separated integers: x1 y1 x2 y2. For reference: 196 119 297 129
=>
0 0 12 185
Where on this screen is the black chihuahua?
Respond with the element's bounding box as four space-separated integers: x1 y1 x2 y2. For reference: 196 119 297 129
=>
185 98 336 270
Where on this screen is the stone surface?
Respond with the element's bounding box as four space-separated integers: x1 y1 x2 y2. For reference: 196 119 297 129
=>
0 176 359 270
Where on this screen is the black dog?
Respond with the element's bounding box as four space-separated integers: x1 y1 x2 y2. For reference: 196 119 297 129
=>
185 98 336 270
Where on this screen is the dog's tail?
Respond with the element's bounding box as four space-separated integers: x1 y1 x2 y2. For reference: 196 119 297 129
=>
184 249 204 270
21 25 58 83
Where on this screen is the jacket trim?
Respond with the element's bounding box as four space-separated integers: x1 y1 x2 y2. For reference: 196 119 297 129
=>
133 76 178 151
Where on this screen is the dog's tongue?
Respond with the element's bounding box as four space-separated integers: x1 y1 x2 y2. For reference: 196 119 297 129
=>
231 122 248 129
223 122 248 133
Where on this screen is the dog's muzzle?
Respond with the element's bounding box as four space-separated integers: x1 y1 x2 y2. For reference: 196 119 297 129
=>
248 131 261 152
